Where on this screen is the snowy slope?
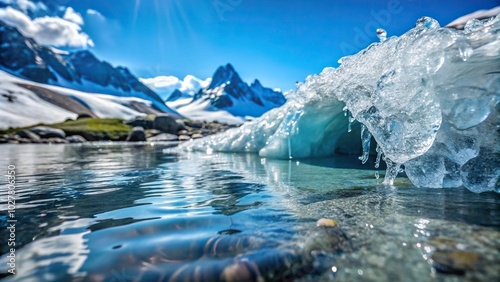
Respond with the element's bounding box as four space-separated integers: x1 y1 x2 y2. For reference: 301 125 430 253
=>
0 77 78 129
172 98 245 125
0 70 157 129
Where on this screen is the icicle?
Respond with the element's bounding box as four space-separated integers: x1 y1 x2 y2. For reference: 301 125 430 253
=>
347 112 355 133
343 106 355 132
383 158 401 185
358 124 371 164
286 110 304 159
457 39 473 61
374 144 382 169
374 143 382 180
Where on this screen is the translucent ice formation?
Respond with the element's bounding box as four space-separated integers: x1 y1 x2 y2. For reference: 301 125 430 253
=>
182 15 500 193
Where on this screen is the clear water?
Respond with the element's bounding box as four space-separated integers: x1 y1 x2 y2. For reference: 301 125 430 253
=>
0 143 499 281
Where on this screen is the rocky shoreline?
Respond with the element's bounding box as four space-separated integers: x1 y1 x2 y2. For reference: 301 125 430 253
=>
0 115 238 144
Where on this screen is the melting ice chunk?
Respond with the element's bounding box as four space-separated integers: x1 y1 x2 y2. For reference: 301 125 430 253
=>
383 158 401 185
460 149 500 193
376 28 387 42
464 18 484 33
182 15 500 193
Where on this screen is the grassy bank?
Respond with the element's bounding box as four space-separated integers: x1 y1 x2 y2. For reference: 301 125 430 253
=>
0 118 132 141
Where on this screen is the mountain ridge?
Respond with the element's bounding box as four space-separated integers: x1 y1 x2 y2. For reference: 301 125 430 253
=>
0 20 179 116
191 63 286 117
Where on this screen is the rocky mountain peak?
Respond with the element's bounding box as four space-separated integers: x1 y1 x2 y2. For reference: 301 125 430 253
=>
0 20 179 116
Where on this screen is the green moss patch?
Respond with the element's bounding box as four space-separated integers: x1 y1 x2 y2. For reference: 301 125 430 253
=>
50 118 131 141
0 118 132 141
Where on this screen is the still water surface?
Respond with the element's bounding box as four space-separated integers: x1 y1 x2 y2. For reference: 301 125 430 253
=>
0 144 499 281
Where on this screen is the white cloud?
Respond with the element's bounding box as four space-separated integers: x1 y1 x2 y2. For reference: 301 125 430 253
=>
0 6 36 33
86 9 104 19
0 0 47 15
140 75 211 100
63 7 83 25
33 16 93 47
141 76 180 88
0 6 93 48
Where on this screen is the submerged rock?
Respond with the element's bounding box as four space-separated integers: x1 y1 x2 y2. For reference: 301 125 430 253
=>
431 250 481 275
316 218 339 228
81 218 350 282
304 219 349 254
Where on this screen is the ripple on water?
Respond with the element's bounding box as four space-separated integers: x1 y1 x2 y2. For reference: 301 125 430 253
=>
0 144 498 281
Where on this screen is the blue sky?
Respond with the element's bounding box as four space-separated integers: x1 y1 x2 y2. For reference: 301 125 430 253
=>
2 0 499 91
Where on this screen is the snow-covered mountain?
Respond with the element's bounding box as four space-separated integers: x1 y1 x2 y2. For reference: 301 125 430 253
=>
0 19 180 117
161 64 286 124
0 19 285 126
198 63 286 116
0 70 165 129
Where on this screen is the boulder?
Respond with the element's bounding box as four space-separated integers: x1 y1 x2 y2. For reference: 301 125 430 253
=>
178 130 191 136
30 126 66 139
178 135 191 141
77 113 94 119
66 135 87 143
16 129 41 141
147 133 178 142
184 120 204 129
154 115 181 134
126 126 146 142
8 135 21 141
126 116 154 129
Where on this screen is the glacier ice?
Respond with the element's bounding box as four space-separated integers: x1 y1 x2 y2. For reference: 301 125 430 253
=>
182 15 500 193
358 124 371 164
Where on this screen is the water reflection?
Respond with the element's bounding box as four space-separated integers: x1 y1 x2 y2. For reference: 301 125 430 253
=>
0 145 498 281
0 145 297 281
